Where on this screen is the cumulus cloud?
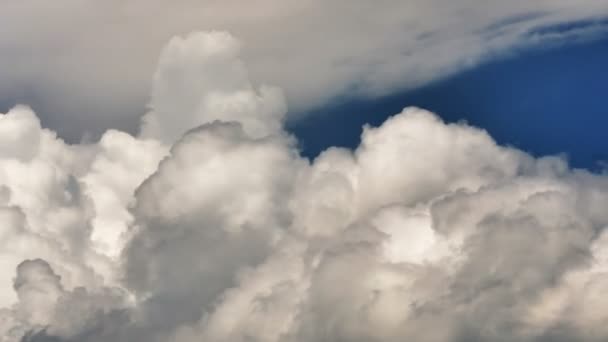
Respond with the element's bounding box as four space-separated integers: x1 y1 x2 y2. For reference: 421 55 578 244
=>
140 31 286 143
2 30 608 342
2 259 127 342
2 1 608 139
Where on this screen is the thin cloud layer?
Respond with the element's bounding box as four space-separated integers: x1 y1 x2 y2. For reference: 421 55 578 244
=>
2 1 608 139
1 31 608 342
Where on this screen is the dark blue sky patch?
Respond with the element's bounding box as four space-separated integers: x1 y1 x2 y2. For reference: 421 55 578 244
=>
527 17 608 37
288 34 608 171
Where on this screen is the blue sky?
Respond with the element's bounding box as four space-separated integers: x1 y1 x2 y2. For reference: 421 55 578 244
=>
290 32 608 171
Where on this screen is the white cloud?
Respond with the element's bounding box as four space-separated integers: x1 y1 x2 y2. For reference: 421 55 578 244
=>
81 129 168 258
1 1 608 139
2 30 608 342
140 31 286 144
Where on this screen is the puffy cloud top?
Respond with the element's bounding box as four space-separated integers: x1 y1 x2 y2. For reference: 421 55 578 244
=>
140 31 286 143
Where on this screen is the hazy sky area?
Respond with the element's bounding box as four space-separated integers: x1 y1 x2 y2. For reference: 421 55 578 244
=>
2 2 608 342
1 0 608 139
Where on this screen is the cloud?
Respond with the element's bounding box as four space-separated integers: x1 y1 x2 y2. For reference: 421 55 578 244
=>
2 259 127 341
1 30 608 342
140 31 286 144
1 1 608 139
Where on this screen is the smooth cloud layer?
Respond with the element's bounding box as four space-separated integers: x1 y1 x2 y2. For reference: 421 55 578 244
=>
1 31 608 342
2 0 608 139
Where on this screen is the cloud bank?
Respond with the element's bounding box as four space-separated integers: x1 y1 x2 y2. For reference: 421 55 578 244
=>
2 0 608 139
2 31 608 342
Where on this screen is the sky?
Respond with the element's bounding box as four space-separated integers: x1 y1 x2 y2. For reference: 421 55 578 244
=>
290 30 608 170
2 2 608 342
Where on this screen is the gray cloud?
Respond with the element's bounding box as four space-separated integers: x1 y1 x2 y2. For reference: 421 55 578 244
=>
1 1 608 140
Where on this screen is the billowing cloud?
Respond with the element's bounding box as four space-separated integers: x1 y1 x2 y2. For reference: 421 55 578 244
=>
2 31 608 342
140 31 286 144
2 1 608 139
